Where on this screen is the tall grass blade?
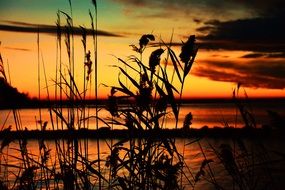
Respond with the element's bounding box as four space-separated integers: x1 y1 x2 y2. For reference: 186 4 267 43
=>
168 48 183 83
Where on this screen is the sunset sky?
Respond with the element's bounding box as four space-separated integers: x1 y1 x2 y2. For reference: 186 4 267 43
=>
0 0 284 99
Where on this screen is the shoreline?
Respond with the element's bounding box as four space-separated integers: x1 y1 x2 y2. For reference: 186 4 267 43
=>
1 97 285 110
0 127 283 140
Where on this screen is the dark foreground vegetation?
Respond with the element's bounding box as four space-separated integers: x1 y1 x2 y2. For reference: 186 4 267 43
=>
1 0 285 189
0 127 284 140
1 96 285 110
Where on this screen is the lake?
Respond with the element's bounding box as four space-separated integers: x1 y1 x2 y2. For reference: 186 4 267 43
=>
1 101 285 131
1 101 285 189
2 137 285 189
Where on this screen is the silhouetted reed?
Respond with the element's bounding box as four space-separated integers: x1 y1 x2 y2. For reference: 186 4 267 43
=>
0 5 210 188
1 1 284 189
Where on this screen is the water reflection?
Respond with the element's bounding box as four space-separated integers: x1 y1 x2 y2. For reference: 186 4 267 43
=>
1 137 284 189
1 102 284 131
2 138 219 189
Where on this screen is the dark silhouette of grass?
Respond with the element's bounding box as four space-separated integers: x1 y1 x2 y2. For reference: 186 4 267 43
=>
0 127 282 140
1 0 285 189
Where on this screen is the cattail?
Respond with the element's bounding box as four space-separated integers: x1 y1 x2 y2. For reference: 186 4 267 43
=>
183 112 193 130
179 35 196 64
84 50 93 80
137 74 153 111
130 34 155 53
149 48 164 73
139 34 155 50
106 88 119 117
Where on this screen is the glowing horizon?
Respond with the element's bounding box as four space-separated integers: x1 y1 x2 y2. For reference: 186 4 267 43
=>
1 0 284 100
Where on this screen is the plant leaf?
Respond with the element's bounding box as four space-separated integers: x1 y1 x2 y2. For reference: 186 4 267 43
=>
161 68 178 120
117 66 140 90
184 47 198 78
118 77 135 97
155 83 167 97
168 48 183 83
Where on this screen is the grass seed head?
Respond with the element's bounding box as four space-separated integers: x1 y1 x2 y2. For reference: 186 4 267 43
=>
149 48 164 73
179 35 196 64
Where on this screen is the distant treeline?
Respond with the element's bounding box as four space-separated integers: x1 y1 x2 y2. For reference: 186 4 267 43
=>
0 77 30 109
0 127 284 140
1 77 285 109
1 97 285 110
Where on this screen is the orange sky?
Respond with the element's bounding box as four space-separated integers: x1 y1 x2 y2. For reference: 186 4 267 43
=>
0 0 284 99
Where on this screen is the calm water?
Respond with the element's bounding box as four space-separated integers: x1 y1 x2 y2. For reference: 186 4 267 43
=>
1 102 285 130
1 102 285 189
2 138 285 189
1 139 221 189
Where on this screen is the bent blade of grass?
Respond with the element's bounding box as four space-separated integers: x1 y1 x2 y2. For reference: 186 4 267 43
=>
118 57 141 74
118 76 136 97
114 66 140 90
184 48 198 78
160 67 178 121
155 82 167 97
168 47 183 83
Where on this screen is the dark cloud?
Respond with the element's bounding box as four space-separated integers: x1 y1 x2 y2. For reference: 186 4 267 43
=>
112 0 251 20
196 5 285 53
151 40 285 53
111 0 285 90
240 52 285 59
113 0 248 11
196 26 213 33
112 0 285 54
3 46 31 52
235 0 285 17
197 39 285 53
0 21 123 37
199 17 285 43
266 52 285 58
204 19 220 25
113 0 285 15
193 66 285 89
132 12 171 19
193 18 203 24
240 53 265 59
192 59 285 89
150 40 285 89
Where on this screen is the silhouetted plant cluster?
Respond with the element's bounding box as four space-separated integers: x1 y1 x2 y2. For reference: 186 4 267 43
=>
1 0 284 189
101 33 199 189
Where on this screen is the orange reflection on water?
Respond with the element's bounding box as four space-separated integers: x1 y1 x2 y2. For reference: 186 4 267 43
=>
2 139 218 189
1 101 285 131
1 136 285 189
